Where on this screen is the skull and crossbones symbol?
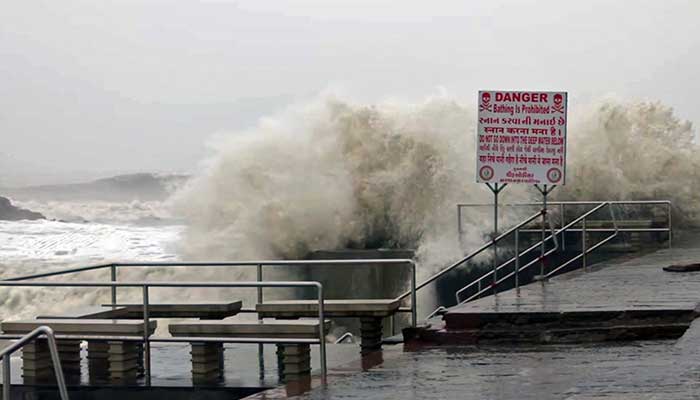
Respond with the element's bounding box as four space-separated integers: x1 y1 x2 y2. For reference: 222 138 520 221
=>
479 92 492 112
552 93 564 113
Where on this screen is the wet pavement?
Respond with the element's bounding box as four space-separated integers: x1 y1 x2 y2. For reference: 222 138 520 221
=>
289 326 700 399
283 234 700 399
449 242 700 316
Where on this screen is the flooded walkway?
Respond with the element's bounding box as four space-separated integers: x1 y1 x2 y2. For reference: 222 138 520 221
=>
287 232 700 399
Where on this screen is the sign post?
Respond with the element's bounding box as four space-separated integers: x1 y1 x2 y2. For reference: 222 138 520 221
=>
476 90 568 294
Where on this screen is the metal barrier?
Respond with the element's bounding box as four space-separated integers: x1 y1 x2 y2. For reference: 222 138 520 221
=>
0 280 327 385
396 210 555 303
457 200 672 248
454 201 619 303
334 332 354 344
1 326 69 400
3 259 417 329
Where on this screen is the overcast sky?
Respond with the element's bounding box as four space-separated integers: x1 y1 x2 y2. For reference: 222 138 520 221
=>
1 0 698 185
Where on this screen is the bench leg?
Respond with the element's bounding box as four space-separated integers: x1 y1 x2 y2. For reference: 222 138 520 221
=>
21 340 52 383
87 341 110 382
190 342 224 384
56 340 81 383
136 342 145 377
360 317 383 354
277 344 311 383
108 341 140 382
22 339 81 384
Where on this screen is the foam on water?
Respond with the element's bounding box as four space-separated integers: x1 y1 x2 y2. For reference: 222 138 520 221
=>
173 94 698 282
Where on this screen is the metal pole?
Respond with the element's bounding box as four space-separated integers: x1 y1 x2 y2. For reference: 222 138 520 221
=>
256 264 264 379
110 265 117 307
515 229 520 293
3 356 10 400
45 331 70 400
316 283 327 384
668 202 673 249
142 285 151 385
457 205 463 245
582 218 588 270
411 261 417 327
493 183 499 294
256 264 263 305
541 184 547 278
560 203 566 251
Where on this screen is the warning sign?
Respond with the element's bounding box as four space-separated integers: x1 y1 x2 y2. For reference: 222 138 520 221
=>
476 90 567 185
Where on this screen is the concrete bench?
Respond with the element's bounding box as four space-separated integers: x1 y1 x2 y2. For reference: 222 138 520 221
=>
103 301 243 320
36 306 127 320
169 320 330 383
2 319 157 383
256 299 401 353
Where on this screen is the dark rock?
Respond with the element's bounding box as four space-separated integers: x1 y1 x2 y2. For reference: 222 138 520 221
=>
663 263 700 272
0 196 45 221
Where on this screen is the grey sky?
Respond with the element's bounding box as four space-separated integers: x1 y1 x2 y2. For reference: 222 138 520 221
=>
1 0 698 185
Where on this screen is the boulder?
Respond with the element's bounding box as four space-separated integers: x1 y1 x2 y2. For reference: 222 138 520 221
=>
0 196 45 221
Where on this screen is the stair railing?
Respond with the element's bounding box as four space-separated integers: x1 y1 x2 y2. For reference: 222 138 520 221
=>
454 201 619 305
1 326 69 400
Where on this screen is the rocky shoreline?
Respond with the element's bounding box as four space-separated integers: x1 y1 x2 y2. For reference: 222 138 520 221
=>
0 196 45 221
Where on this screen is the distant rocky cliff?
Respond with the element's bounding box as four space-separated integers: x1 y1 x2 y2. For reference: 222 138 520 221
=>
0 196 45 221
2 173 189 202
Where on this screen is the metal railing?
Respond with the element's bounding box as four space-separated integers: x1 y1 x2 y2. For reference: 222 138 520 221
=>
334 332 354 344
457 200 672 248
0 280 328 385
1 326 69 400
3 259 417 329
396 210 550 303
454 210 562 303
454 201 619 304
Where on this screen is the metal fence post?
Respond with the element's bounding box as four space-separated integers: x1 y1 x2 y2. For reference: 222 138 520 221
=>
256 264 264 379
316 283 327 384
142 285 151 385
45 329 70 400
3 356 10 400
515 229 520 293
110 265 117 307
668 202 673 249
582 218 588 270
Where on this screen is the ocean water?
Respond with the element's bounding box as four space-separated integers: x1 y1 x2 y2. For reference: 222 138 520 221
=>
0 219 182 268
0 207 184 320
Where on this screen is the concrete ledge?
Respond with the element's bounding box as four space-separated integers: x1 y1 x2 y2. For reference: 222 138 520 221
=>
114 301 243 319
404 322 692 345
256 299 401 318
169 319 330 339
2 319 158 335
443 308 698 330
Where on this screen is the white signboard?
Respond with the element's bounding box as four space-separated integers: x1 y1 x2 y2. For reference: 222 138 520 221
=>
476 90 567 185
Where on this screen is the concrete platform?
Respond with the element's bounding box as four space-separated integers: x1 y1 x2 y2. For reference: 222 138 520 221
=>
406 239 700 345
36 306 127 320
2 319 157 335
256 299 400 318
169 320 330 339
112 301 243 319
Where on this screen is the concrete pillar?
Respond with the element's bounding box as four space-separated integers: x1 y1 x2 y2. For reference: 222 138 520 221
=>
276 345 285 380
136 342 144 377
360 317 383 354
277 344 310 382
55 340 81 383
21 340 52 383
87 341 110 382
190 342 224 384
108 341 140 382
22 339 81 384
